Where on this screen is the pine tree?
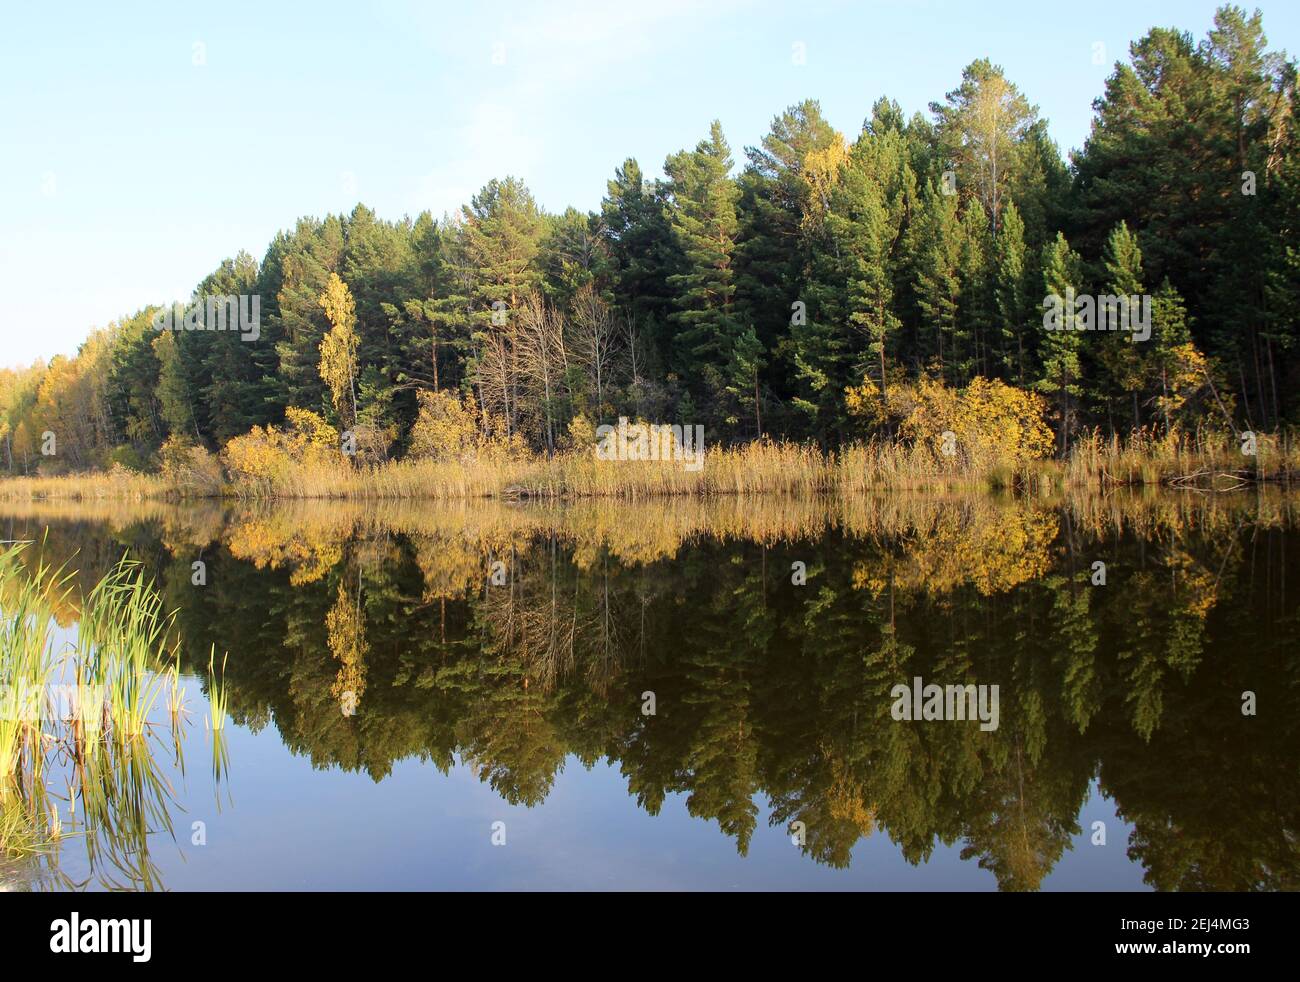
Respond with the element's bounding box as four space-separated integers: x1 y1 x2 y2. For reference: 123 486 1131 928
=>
957 203 993 382
190 250 267 443
663 121 744 421
152 330 196 440
452 178 544 436
993 201 1031 384
538 206 611 310
734 101 839 416
1149 278 1209 431
272 216 345 415
838 141 900 393
599 158 682 376
909 183 962 384
459 177 544 324
1098 221 1147 430
1035 232 1085 455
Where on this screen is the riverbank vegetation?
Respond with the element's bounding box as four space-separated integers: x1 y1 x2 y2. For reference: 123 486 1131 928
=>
0 410 1295 501
0 545 226 885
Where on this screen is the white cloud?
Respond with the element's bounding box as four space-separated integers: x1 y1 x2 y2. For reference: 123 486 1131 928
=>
404 0 754 216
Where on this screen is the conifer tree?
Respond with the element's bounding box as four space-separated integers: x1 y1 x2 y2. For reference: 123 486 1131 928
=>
957 203 993 382
909 183 962 384
1035 232 1085 454
993 201 1031 384
1098 221 1147 430
600 158 682 375
663 121 743 421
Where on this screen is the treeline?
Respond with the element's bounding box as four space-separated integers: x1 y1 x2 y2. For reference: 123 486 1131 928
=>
1 6 1296 475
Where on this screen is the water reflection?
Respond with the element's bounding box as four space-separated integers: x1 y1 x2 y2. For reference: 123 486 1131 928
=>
2 490 1297 890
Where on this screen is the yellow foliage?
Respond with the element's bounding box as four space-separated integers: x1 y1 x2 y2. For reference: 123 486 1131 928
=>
800 133 849 234
225 515 343 586
1155 343 1216 429
407 388 528 463
284 407 338 449
850 375 1054 475
408 390 481 461
844 377 887 426
326 581 368 713
565 413 596 450
318 273 359 427
852 501 1058 596
221 407 340 492
824 748 875 836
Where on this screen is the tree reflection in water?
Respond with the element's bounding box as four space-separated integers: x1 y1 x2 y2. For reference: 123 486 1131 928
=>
2 489 1296 890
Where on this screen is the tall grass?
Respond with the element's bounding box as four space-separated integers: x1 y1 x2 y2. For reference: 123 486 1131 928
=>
206 648 228 732
5 427 1299 501
218 439 839 500
0 546 70 793
0 544 196 884
1067 427 1299 489
0 466 169 502
219 439 1060 500
76 560 178 741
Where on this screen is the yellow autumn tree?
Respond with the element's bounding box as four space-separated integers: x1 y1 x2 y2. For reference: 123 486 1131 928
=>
799 132 849 235
318 273 359 430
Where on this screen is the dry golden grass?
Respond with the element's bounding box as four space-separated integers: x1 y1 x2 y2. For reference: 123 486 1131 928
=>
5 428 1300 501
217 438 1062 500
1066 427 1300 489
0 466 169 502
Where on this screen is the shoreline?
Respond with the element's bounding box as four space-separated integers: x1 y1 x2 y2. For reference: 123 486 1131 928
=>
0 443 1295 502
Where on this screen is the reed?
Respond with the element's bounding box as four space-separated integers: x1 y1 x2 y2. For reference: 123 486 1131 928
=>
0 467 170 502
5 428 1299 501
76 559 178 741
215 438 1058 500
1066 427 1299 489
0 545 71 793
0 545 192 881
206 648 228 732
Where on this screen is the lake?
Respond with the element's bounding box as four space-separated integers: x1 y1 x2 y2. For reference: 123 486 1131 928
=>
1 490 1295 890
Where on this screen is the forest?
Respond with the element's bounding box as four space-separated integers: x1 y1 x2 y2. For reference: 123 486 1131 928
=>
0 6 1295 485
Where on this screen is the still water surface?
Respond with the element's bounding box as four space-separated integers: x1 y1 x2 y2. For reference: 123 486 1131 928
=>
1 491 1295 890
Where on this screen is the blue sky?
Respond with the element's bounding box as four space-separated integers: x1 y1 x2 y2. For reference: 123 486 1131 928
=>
2 0 1296 368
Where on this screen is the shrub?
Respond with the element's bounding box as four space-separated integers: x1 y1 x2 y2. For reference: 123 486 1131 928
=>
158 436 224 496
565 413 596 450
408 390 479 461
221 407 339 491
407 390 528 462
848 375 1054 474
349 422 397 466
